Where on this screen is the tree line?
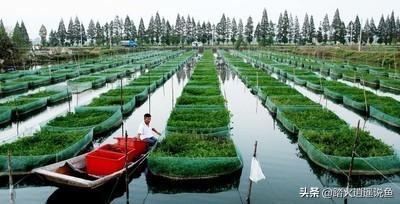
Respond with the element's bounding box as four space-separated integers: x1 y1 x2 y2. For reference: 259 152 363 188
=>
35 9 400 47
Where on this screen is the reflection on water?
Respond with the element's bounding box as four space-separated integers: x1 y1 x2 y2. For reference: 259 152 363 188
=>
146 169 242 194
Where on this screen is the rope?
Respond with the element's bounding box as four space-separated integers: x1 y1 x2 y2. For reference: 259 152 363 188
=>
354 152 400 190
316 148 350 179
141 190 150 204
106 174 121 204
236 187 245 204
13 174 31 186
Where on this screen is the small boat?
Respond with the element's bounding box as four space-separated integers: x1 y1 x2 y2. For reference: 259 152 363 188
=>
32 137 150 190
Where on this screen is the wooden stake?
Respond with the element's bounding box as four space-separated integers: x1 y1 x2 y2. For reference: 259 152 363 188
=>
120 78 129 204
148 68 151 114
171 74 174 110
67 87 71 113
246 141 258 203
8 150 15 204
344 120 360 204
361 78 368 115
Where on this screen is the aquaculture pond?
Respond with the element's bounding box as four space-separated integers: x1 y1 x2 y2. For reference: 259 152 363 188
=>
0 51 399 204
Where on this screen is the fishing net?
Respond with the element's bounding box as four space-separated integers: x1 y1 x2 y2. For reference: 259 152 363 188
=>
369 105 400 128
0 108 12 125
298 133 400 175
2 98 48 117
43 86 72 104
0 128 93 174
380 79 400 94
92 72 119 82
0 82 29 95
88 96 136 116
343 95 368 112
45 106 122 136
148 154 243 179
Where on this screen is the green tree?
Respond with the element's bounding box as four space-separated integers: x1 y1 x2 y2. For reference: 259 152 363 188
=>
147 16 155 44
316 25 323 43
39 25 47 46
244 16 254 44
131 19 137 40
301 13 309 44
216 14 226 44
164 20 172 45
67 18 75 45
322 14 330 43
331 9 342 44
206 22 212 44
20 22 30 46
87 19 96 45
231 18 238 44
276 13 283 43
396 17 400 43
80 24 87 45
104 22 110 46
369 18 377 43
123 15 132 40
282 11 290 43
361 19 370 44
309 15 316 43
339 21 347 44
255 23 261 44
138 18 146 43
73 17 81 45
0 20 16 69
49 30 59 46
57 19 67 45
259 9 269 46
174 14 183 45
95 21 104 45
238 19 244 40
377 15 386 44
293 16 300 44
388 11 396 44
154 12 162 44
12 22 27 59
353 15 361 43
346 21 355 43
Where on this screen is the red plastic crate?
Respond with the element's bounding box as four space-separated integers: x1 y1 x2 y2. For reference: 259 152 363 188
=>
115 137 148 154
86 149 126 176
99 144 139 162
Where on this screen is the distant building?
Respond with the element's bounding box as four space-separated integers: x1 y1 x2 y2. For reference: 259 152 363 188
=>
192 41 203 48
120 40 138 47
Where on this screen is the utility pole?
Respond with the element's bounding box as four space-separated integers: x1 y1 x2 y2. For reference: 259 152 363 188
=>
109 25 112 49
212 25 215 47
358 19 363 52
350 23 353 45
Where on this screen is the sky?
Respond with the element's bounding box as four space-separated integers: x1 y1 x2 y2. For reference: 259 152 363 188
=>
0 0 399 39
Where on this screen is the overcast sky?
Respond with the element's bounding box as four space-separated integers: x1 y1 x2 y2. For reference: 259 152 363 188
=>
1 0 399 39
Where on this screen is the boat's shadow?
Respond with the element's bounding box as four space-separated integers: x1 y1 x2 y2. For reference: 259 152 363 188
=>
145 167 243 194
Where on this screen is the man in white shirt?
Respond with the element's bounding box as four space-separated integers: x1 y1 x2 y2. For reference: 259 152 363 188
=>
137 113 161 146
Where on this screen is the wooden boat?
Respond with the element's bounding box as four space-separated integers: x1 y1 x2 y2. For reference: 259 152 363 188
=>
32 137 150 190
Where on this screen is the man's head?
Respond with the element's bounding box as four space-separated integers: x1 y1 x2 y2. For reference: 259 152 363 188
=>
144 113 151 124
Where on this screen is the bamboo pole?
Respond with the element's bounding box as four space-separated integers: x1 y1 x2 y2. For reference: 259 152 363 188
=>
246 141 258 203
344 120 361 204
148 67 151 114
120 77 129 204
8 150 15 204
